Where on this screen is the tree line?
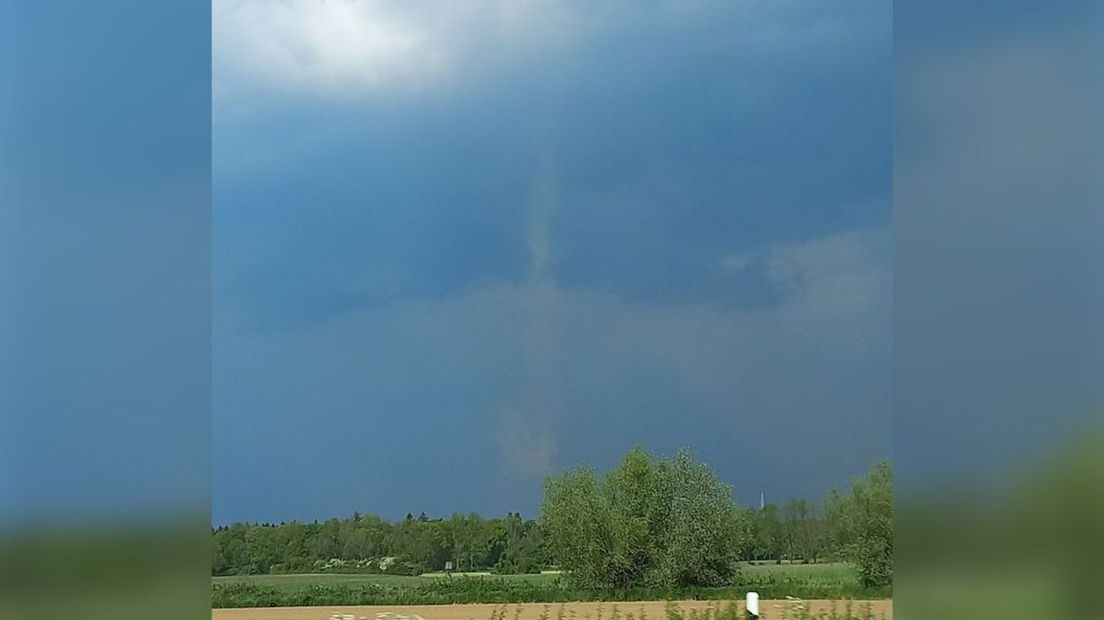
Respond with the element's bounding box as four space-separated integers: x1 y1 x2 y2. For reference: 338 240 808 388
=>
213 448 891 587
212 510 546 576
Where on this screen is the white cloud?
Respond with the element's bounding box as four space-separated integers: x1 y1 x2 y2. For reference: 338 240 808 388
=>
213 0 586 104
719 229 890 314
764 229 890 312
213 0 884 107
214 0 444 101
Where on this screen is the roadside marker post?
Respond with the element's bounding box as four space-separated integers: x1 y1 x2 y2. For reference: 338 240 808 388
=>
746 592 759 619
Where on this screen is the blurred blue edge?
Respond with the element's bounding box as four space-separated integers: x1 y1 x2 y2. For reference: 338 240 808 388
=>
895 1 1103 619
0 1 211 619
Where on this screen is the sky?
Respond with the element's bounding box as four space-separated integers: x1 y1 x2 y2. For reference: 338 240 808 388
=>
212 0 892 525
894 0 1104 489
1 1 211 526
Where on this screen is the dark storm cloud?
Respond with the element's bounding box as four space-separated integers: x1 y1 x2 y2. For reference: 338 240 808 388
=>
213 0 891 523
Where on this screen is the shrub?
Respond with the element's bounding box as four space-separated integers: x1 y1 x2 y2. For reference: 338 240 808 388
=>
541 447 745 590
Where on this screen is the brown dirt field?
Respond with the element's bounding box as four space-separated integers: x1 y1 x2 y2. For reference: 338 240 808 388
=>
212 599 892 620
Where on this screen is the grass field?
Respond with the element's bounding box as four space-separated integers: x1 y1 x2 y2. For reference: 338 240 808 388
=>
214 563 857 590
741 563 860 587
212 563 886 608
212 572 560 592
211 598 892 620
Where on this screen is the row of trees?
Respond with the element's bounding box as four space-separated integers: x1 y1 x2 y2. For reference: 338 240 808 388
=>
744 499 829 564
541 448 892 588
213 449 892 587
212 511 546 576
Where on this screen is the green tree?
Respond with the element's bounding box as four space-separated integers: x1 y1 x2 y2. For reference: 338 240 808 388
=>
752 503 782 562
828 461 893 587
540 446 744 589
654 450 744 586
781 499 823 563
540 464 612 586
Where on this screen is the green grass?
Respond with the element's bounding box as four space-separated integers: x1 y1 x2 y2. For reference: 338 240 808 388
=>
212 572 560 593
739 563 873 601
213 573 425 590
742 562 859 583
212 563 889 608
744 562 856 576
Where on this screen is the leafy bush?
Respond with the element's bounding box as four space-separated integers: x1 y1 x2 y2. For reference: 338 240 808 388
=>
541 447 744 590
826 463 892 588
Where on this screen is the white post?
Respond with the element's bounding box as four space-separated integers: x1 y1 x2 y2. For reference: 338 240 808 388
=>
745 592 759 619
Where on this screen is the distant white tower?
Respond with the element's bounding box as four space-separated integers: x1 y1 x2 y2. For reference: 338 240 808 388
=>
759 490 765 510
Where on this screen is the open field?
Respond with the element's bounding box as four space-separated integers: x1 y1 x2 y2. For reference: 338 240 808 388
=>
212 563 887 608
213 572 559 593
736 563 862 593
213 563 858 593
211 599 893 620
